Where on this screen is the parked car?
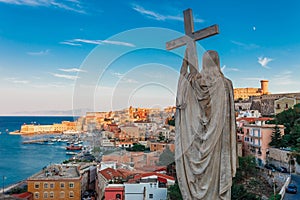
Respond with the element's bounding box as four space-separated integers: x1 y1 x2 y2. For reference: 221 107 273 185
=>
278 166 288 173
286 183 297 194
265 164 275 172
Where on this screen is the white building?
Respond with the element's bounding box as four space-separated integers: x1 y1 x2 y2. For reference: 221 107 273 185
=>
124 183 167 200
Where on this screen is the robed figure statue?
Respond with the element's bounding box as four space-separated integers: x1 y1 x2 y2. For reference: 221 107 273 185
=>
175 50 237 200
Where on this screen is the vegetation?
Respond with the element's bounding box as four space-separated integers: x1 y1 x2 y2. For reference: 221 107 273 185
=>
232 156 274 200
7 185 27 195
168 182 183 200
268 103 300 163
126 143 149 152
269 125 283 148
158 132 166 142
167 116 175 126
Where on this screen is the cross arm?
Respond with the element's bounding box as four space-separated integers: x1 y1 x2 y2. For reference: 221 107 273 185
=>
193 24 219 41
166 35 188 50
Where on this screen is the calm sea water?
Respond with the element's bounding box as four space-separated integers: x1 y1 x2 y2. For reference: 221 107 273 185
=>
0 116 77 187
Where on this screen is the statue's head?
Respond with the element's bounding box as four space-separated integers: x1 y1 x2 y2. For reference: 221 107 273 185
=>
201 50 223 80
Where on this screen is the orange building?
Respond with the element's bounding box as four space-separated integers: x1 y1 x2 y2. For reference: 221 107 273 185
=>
27 165 81 200
149 142 175 152
234 80 270 100
19 121 78 135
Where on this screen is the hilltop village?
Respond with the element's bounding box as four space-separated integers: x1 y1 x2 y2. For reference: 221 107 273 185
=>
5 80 300 200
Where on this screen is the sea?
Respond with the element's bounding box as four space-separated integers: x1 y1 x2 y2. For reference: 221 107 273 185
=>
0 116 77 187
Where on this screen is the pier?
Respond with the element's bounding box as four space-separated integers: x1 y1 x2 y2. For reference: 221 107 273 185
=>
22 139 49 144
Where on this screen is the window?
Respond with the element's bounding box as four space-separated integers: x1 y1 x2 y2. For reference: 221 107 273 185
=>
34 182 40 189
286 104 289 109
116 194 121 199
60 182 65 188
60 191 65 198
50 192 54 198
44 192 48 198
44 183 48 189
34 192 39 199
69 182 74 188
69 191 74 198
277 104 281 109
149 194 153 199
50 182 55 188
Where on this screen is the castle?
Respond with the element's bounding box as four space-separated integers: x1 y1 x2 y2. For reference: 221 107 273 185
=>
234 80 270 100
234 80 300 116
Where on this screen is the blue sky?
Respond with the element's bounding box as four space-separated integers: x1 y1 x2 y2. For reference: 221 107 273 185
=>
0 0 300 115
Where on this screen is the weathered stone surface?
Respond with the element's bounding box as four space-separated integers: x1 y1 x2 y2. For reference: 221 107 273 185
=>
175 50 237 199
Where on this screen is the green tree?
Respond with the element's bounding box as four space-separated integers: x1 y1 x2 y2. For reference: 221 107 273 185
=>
238 156 257 178
126 143 146 152
158 132 166 142
269 125 283 148
231 184 259 200
168 182 183 200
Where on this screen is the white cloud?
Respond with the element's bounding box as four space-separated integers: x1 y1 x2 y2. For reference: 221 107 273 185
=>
59 41 82 46
102 40 135 47
258 56 273 69
52 73 79 80
0 0 85 14
60 39 135 47
121 78 138 84
231 40 260 50
132 4 204 23
59 68 86 73
221 65 240 72
111 71 138 83
27 49 49 56
5 77 30 84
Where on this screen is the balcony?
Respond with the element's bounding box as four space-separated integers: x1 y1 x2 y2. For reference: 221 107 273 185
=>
250 134 261 138
249 143 261 148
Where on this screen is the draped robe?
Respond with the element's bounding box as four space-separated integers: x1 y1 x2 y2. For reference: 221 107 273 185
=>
175 50 237 200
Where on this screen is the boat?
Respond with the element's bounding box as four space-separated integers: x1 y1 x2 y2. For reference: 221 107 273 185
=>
66 145 82 151
66 151 77 155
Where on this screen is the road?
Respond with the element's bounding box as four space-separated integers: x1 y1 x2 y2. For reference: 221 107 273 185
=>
284 174 300 200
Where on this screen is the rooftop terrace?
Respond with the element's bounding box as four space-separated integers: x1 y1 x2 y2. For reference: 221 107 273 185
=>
28 164 80 180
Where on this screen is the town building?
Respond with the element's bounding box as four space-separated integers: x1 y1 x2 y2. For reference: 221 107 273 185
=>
274 97 300 115
124 172 175 200
234 80 270 100
268 147 295 172
96 168 126 200
238 118 284 166
104 184 124 200
251 92 300 116
149 142 175 152
27 165 82 200
19 121 78 135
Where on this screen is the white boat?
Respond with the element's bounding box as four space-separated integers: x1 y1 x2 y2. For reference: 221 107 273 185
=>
66 152 77 155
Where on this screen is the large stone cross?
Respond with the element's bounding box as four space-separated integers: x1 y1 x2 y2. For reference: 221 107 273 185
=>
166 8 219 73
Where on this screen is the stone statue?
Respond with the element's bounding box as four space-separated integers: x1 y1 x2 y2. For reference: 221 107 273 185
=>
175 50 237 199
166 8 237 200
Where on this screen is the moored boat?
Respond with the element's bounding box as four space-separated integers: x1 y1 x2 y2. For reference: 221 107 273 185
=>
66 144 82 150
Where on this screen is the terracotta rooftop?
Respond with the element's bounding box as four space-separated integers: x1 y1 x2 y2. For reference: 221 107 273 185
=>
99 168 125 181
128 172 175 183
236 117 273 123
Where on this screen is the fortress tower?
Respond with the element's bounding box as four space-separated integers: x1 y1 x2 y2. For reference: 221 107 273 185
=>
260 80 269 95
